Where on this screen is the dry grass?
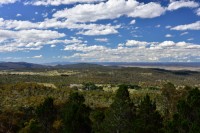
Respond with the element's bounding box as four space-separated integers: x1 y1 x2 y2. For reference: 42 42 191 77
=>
0 70 79 76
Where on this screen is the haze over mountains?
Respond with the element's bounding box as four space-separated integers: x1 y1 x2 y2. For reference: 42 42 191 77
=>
0 61 200 71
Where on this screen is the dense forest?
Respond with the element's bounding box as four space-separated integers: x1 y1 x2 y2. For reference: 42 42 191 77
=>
0 81 200 133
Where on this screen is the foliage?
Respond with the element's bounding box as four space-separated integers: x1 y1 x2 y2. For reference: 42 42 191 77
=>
1 78 200 133
161 82 177 117
166 88 200 133
62 92 92 133
82 82 103 91
35 97 57 133
102 85 135 133
19 119 41 133
90 109 105 133
134 95 163 133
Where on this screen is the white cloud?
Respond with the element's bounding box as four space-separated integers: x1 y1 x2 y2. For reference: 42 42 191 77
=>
130 20 136 25
0 0 18 5
47 37 83 45
171 21 200 30
16 14 22 17
180 32 188 36
26 0 105 6
53 0 165 23
0 18 39 30
42 12 48 18
124 40 148 47
127 2 166 18
0 0 165 37
32 55 43 58
95 38 109 42
77 27 118 36
0 29 65 52
187 38 194 41
196 8 200 16
165 34 173 37
165 25 172 29
159 41 175 47
155 24 161 28
168 0 199 11
0 18 120 36
64 43 107 52
62 40 200 62
50 45 56 48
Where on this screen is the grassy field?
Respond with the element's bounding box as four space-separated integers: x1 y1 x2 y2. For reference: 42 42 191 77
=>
0 70 79 76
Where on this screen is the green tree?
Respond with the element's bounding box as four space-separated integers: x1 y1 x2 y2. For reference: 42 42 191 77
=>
62 92 91 133
90 110 105 133
36 97 57 133
166 88 200 133
82 82 102 91
161 82 177 118
135 95 163 133
19 119 41 133
102 85 135 133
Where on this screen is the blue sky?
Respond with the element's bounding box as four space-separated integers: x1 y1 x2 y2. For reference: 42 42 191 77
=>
0 0 200 63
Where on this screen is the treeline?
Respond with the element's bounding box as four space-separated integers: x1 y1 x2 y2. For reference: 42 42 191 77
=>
1 84 200 133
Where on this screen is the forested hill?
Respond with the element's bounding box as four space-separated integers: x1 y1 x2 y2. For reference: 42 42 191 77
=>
0 62 48 70
0 61 200 72
0 62 105 70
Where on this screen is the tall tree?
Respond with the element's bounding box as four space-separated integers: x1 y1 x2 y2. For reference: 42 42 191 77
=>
36 97 57 133
102 85 135 133
166 88 200 133
161 82 177 118
62 92 91 133
90 110 105 133
135 95 163 133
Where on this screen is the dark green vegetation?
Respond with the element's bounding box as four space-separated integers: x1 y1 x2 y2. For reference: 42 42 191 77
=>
0 83 199 133
0 63 200 132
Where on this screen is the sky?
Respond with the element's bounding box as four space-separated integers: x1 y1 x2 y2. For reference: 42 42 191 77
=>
0 0 200 63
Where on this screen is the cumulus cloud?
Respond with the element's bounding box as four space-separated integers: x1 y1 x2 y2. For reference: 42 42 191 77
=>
63 40 200 62
130 20 136 25
0 0 18 5
155 24 161 28
32 55 43 58
165 25 172 29
196 8 200 16
50 45 56 48
165 34 173 37
77 28 118 36
187 38 194 41
124 40 148 47
95 38 109 42
167 0 199 11
64 43 107 52
180 32 188 36
0 18 39 30
171 21 200 30
0 29 65 52
53 0 165 23
127 2 166 18
16 14 22 17
159 41 175 47
0 18 120 36
25 0 105 6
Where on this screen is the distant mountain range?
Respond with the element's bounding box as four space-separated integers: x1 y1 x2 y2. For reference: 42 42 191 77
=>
0 62 104 70
46 62 200 67
0 62 200 70
0 62 47 70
